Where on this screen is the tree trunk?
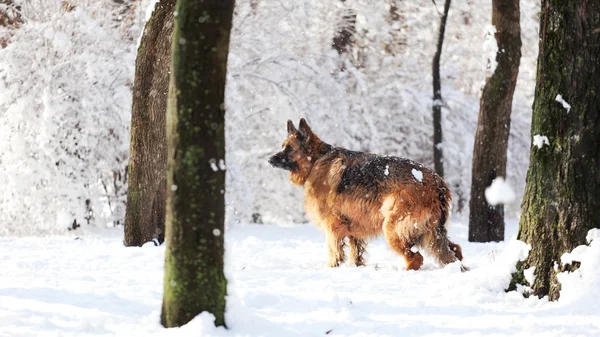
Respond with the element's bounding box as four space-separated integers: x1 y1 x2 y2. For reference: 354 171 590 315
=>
160 0 234 328
468 0 521 242
123 0 174 246
432 0 451 178
510 0 600 300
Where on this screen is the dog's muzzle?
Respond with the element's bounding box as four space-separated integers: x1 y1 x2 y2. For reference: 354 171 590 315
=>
268 153 298 171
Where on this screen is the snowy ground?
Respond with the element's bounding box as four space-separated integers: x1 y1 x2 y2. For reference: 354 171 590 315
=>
1 220 599 337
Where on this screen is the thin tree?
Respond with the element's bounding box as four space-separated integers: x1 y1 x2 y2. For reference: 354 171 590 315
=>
468 0 521 242
160 0 234 328
432 0 451 178
510 1 600 300
123 0 175 246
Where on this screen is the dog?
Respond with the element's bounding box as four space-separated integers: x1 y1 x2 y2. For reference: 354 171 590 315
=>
268 118 464 270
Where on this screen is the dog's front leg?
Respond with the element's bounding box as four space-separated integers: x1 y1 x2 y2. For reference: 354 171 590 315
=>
325 231 345 267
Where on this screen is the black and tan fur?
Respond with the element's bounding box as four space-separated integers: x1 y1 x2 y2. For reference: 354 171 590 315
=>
269 119 464 270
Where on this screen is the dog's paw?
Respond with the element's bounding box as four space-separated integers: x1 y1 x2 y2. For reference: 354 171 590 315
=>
327 259 342 268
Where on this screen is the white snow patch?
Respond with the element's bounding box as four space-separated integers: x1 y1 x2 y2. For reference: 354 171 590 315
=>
558 228 600 306
144 0 161 21
210 159 219 172
55 211 73 228
533 135 550 149
485 177 515 205
586 228 600 244
561 245 589 265
411 168 423 182
524 266 536 285
467 237 531 292
384 165 389 176
555 94 571 113
141 241 156 248
483 24 498 72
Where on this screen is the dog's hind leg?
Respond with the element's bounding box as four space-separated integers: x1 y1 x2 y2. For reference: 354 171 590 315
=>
383 216 423 270
420 222 460 267
348 236 367 266
449 241 463 261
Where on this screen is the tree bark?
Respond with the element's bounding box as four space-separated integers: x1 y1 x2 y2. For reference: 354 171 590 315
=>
123 0 174 246
432 0 451 178
468 0 521 242
160 0 234 328
510 0 600 300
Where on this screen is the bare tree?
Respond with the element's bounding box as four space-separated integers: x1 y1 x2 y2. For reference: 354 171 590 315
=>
432 0 451 178
468 0 521 242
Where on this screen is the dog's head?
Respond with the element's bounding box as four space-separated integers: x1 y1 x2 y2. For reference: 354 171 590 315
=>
269 118 328 185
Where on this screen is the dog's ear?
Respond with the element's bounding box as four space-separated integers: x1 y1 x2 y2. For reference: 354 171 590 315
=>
298 118 313 137
287 120 298 135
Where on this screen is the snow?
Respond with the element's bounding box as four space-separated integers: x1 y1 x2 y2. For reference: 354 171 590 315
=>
555 94 572 113
524 266 536 286
219 159 227 171
533 135 550 149
210 159 219 172
558 229 600 308
483 24 499 72
586 228 600 244
485 177 516 206
384 165 390 176
1 222 599 337
411 168 423 182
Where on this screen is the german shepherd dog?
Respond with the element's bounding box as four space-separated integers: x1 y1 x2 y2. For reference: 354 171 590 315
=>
268 119 464 270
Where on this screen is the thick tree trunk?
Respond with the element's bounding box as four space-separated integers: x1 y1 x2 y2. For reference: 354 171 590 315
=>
160 0 234 328
432 0 451 178
510 1 600 300
123 0 174 246
468 0 521 242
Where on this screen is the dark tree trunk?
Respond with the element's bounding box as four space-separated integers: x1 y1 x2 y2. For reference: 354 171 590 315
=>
510 0 600 300
123 0 175 247
468 0 521 242
160 0 234 328
432 0 451 178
